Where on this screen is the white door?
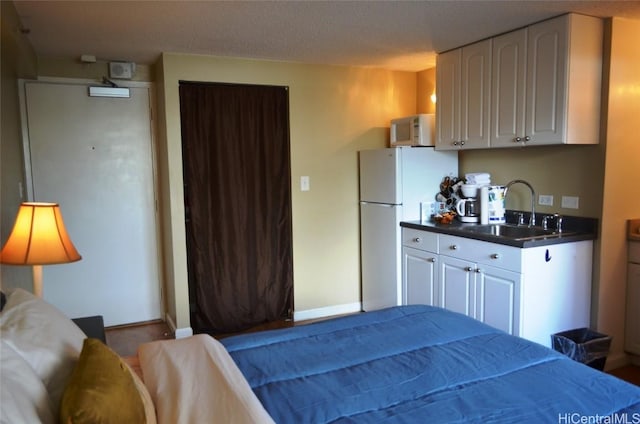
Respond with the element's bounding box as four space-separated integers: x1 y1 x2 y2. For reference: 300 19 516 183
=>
491 28 527 148
360 202 402 311
359 149 401 204
525 15 568 145
402 246 438 306
435 48 461 149
460 39 492 149
438 256 475 317
21 80 162 326
475 266 521 335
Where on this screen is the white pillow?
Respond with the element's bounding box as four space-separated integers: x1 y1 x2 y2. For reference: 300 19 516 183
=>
0 340 55 424
0 288 86 417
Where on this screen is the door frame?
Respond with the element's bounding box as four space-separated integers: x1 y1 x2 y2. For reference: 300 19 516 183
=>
17 77 165 323
179 81 294 333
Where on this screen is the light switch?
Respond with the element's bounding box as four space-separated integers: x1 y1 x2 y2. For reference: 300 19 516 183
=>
300 176 310 191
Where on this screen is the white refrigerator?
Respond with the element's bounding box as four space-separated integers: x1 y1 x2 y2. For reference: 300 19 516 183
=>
359 147 458 311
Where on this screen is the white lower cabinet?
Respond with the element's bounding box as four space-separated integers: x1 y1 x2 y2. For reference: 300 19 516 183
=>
402 229 439 307
476 267 521 337
439 255 521 335
438 236 521 336
402 228 593 347
438 256 475 316
402 246 438 307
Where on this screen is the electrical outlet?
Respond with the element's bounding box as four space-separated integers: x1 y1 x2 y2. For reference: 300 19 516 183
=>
538 195 554 206
300 176 310 192
561 196 579 209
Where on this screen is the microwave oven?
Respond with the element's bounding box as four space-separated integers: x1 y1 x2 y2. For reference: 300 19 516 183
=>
390 114 435 147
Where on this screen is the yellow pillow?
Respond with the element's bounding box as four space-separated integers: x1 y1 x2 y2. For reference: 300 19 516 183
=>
60 338 147 424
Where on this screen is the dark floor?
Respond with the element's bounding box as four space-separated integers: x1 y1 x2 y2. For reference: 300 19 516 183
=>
106 315 320 355
608 364 640 386
105 319 640 387
213 315 337 339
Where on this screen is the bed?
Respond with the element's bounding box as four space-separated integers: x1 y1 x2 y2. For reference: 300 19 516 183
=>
2 288 640 423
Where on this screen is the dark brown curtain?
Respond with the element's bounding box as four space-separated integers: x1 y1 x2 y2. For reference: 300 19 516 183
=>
179 82 293 334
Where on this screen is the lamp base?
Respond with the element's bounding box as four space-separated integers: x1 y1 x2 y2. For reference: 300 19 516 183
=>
33 265 43 298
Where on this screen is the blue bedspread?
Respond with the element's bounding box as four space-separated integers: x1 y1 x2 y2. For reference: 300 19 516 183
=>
221 305 640 423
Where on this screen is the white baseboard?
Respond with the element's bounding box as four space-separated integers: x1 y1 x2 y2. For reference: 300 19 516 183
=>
165 313 193 339
164 304 362 337
293 302 362 322
175 327 194 339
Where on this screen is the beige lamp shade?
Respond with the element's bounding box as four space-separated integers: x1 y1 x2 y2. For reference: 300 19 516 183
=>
0 202 82 265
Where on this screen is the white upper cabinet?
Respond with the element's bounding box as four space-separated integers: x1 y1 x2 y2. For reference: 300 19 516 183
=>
523 14 602 146
436 39 492 150
438 13 603 150
435 48 460 149
491 28 527 147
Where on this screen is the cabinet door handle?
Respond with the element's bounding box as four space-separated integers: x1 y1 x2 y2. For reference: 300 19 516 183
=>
475 268 482 273
490 253 501 259
465 266 473 272
515 137 521 143
450 245 458 250
413 237 421 243
524 136 531 142
428 257 436 263
460 140 466 146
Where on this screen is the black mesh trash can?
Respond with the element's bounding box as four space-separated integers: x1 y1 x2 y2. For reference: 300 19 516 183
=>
551 328 612 371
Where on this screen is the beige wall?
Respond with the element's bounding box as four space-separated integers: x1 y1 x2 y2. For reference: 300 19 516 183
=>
157 53 418 330
417 67 436 115
597 17 640 365
0 1 37 290
36 57 154 82
459 145 605 216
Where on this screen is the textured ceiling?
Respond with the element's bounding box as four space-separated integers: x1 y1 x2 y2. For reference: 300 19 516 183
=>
12 0 640 71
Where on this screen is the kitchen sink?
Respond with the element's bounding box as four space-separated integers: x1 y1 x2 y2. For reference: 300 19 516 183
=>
463 224 575 241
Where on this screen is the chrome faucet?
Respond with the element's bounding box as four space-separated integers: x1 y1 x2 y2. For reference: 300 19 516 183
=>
504 179 536 227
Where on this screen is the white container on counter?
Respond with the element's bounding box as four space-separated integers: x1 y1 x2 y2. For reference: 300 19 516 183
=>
480 186 489 225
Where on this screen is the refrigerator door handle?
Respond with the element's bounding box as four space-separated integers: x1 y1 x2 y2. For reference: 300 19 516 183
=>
360 202 397 207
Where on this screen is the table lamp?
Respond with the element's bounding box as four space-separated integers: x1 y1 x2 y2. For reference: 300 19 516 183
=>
0 202 81 297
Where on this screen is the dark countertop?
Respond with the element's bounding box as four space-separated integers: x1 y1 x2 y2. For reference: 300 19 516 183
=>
401 210 598 248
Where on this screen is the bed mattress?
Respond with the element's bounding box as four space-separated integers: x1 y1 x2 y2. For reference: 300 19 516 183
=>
221 305 640 423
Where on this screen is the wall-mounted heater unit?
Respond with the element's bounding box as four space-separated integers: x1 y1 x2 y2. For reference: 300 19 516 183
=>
88 86 130 98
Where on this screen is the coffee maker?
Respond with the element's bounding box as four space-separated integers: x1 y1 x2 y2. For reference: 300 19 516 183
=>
455 184 480 223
